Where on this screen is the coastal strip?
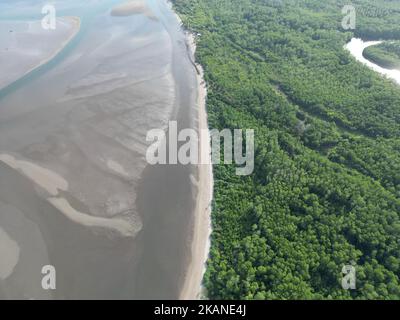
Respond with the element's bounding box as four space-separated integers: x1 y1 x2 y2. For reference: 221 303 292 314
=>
171 7 214 300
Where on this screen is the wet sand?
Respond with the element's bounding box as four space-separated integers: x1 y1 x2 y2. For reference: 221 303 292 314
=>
0 0 204 299
0 153 69 196
165 2 213 300
0 226 20 281
0 153 139 237
0 16 81 91
111 0 156 20
179 32 213 300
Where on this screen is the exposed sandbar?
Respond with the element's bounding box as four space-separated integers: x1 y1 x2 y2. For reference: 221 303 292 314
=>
0 226 20 280
0 154 140 238
0 16 81 90
179 32 213 300
0 154 68 196
47 197 140 237
111 0 157 20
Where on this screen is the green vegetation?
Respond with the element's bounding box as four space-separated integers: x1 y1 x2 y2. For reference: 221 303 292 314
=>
364 41 400 70
172 0 400 299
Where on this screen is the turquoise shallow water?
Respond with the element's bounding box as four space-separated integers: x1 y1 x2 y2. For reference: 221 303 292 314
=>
0 0 126 100
0 0 121 20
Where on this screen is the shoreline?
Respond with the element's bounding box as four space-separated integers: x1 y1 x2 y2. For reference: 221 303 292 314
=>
0 16 81 92
172 7 214 300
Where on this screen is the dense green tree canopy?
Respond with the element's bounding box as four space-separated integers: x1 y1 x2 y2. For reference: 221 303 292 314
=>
173 0 400 299
364 41 400 69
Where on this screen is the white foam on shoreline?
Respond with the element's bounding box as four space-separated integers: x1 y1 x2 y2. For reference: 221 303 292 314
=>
345 38 400 85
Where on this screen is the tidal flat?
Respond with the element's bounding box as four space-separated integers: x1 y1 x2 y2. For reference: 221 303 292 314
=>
0 0 207 299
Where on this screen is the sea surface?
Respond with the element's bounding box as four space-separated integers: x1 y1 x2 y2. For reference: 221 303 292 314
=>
0 0 199 299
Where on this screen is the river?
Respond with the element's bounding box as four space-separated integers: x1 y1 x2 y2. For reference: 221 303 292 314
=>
345 38 400 85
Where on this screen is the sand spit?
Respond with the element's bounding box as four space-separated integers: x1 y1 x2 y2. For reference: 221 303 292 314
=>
47 197 139 237
0 226 20 280
178 31 213 299
0 16 81 91
0 153 139 238
111 0 157 20
0 154 68 196
106 159 130 178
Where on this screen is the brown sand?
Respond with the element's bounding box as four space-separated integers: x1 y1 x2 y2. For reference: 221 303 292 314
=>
111 0 157 20
0 226 20 280
178 29 213 300
31 17 81 78
0 17 81 91
0 154 68 196
0 153 139 237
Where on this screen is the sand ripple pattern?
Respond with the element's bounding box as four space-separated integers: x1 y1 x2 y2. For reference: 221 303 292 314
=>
0 7 175 239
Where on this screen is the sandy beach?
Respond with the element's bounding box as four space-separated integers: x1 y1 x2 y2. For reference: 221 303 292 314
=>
177 23 213 300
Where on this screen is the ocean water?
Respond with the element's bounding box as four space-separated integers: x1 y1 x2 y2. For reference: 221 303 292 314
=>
0 0 198 299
